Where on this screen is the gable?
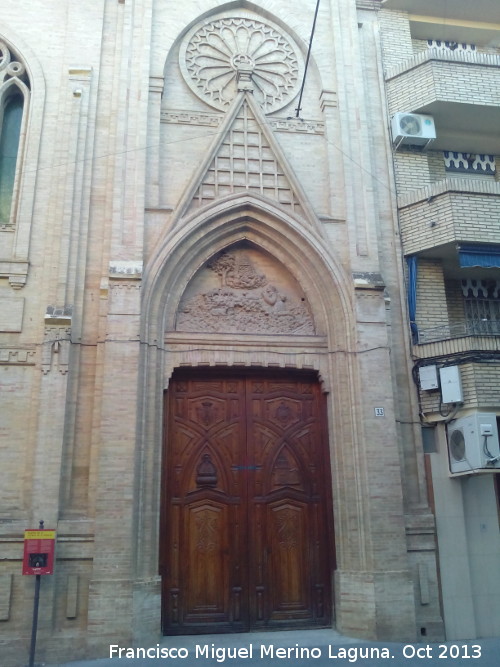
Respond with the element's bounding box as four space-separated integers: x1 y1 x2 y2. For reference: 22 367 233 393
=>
175 92 317 227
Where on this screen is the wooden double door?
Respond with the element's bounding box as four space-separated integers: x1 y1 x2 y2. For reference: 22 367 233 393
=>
161 371 333 634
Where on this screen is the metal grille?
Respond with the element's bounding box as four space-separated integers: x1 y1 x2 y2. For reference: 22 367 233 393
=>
464 299 500 335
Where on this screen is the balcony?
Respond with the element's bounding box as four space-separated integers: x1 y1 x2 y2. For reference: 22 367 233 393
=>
381 0 500 27
385 49 500 154
413 276 500 357
398 178 500 256
414 321 500 364
417 319 500 344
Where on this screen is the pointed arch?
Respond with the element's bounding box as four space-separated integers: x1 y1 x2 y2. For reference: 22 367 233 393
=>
136 202 359 635
142 193 355 351
154 3 327 224
267 443 308 495
0 29 45 286
0 45 30 225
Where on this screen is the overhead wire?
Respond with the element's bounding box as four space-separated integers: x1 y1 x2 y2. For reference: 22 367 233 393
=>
23 116 399 200
17 1 400 202
295 0 321 118
16 1 467 202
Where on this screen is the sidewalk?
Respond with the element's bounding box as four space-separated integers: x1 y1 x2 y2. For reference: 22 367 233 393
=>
48 629 500 667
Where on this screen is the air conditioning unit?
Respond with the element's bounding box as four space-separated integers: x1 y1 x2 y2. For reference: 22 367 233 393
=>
391 112 436 147
447 412 500 475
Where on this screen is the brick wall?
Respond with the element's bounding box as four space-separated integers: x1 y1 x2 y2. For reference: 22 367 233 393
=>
379 10 413 68
472 364 500 406
445 279 465 325
393 151 498 198
399 188 500 255
393 152 431 191
416 259 447 331
393 151 446 193
419 364 500 415
386 57 500 114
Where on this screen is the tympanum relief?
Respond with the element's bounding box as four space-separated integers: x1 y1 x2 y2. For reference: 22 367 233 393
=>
176 246 315 335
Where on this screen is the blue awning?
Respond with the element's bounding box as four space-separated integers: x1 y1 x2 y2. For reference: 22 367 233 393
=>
458 244 500 268
406 256 418 340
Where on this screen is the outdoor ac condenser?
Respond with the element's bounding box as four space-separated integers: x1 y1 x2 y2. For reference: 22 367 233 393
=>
446 412 500 474
391 112 436 147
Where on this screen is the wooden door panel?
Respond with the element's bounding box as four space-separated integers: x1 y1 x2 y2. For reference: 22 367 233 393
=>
162 372 332 634
246 376 331 628
183 502 229 622
267 502 310 618
163 377 247 633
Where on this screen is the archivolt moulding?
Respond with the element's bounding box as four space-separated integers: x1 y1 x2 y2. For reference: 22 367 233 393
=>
142 193 355 351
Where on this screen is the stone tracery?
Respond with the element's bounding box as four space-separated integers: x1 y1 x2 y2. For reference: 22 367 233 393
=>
180 17 302 113
0 42 28 85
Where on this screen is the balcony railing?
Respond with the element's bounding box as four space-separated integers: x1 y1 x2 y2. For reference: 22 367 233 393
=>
417 319 500 344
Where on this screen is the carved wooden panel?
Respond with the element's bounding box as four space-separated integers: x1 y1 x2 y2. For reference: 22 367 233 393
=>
162 376 246 633
268 503 310 615
184 503 228 620
246 375 331 629
271 447 304 490
162 371 332 634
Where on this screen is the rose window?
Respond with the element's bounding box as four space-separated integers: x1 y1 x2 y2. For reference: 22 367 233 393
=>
180 17 302 113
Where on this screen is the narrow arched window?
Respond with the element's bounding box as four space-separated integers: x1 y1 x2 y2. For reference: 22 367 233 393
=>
0 40 30 227
0 91 23 222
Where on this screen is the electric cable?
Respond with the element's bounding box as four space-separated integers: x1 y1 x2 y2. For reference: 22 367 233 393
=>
295 0 321 118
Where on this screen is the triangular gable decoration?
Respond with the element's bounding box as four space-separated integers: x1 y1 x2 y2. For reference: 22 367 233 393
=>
183 93 314 225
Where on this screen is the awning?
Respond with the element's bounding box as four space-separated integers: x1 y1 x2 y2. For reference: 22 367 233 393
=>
458 244 500 268
406 255 418 340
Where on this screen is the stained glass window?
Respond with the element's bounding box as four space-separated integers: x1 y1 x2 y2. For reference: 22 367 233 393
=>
0 91 23 223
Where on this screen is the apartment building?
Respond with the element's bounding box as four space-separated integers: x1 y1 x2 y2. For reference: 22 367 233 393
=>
0 0 498 664
381 0 500 640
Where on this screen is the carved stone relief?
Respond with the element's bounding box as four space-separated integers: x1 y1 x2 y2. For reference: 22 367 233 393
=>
42 326 71 375
0 348 36 365
179 17 303 113
176 245 315 335
161 109 325 135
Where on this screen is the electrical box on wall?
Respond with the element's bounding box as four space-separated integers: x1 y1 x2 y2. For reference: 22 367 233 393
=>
419 365 439 390
439 366 463 404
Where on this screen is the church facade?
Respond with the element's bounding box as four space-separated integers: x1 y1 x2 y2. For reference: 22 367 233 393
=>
1 1 498 664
